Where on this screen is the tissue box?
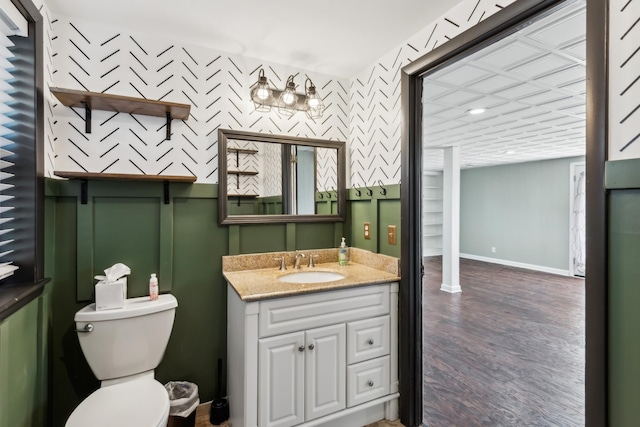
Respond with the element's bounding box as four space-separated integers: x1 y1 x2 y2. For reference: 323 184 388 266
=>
95 277 127 311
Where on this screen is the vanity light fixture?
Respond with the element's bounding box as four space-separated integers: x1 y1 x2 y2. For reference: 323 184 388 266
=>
250 69 325 119
467 108 486 115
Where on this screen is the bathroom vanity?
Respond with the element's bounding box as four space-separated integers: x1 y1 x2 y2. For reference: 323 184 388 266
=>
224 249 400 427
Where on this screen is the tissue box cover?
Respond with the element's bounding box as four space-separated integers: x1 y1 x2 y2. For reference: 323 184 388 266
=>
95 277 127 311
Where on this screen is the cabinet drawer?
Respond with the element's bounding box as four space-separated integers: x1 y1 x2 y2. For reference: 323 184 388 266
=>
259 284 390 338
346 356 390 408
347 315 390 364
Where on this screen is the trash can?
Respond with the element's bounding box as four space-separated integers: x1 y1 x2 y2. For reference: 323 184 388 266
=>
165 381 199 427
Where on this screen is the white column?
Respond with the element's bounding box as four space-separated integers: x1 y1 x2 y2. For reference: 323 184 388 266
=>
440 146 461 293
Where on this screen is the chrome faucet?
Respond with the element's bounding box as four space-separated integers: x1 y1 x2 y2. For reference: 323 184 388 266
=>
294 252 306 269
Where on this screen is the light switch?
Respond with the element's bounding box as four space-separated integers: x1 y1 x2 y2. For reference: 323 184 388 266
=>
364 222 371 240
388 225 397 245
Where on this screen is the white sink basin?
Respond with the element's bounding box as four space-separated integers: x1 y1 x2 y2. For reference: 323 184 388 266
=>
278 271 346 284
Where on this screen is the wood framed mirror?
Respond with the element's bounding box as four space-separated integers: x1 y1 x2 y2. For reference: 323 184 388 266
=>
218 129 346 225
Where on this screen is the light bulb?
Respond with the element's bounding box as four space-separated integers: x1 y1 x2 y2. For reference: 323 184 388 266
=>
282 91 295 105
256 87 270 100
308 97 319 108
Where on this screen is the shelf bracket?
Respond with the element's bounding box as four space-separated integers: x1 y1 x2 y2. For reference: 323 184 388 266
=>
82 102 92 134
166 112 172 141
163 181 170 204
80 179 88 204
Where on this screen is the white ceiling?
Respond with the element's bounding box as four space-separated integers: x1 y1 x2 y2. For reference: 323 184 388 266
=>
44 0 463 78
422 0 586 170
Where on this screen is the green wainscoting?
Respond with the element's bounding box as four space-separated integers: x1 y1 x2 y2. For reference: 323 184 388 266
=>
0 286 51 427
608 188 640 426
347 185 401 258
44 178 400 426
606 158 640 425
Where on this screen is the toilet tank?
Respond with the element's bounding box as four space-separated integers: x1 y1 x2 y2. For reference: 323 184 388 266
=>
75 294 178 381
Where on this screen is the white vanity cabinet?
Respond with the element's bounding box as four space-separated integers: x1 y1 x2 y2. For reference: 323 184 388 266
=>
228 282 399 427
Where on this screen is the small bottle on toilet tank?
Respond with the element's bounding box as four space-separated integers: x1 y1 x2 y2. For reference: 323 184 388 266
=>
149 273 159 301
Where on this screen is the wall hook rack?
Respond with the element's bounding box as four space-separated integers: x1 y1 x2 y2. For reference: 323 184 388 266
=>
378 180 387 196
365 186 373 196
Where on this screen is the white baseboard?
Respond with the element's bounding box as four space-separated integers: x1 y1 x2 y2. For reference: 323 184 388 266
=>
459 253 570 276
440 282 462 293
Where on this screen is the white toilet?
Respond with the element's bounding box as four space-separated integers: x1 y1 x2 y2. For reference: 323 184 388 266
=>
66 294 178 427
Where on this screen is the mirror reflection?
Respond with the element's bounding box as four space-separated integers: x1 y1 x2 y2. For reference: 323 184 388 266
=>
218 129 345 224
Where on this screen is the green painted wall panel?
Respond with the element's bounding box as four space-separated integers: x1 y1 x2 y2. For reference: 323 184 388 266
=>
378 200 401 258
609 190 640 426
0 290 50 427
92 197 162 298
49 197 98 426
295 223 338 250
238 224 287 254
349 200 376 252
157 197 228 403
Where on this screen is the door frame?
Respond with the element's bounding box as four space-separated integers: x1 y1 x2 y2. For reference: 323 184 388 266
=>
569 161 587 277
399 0 607 426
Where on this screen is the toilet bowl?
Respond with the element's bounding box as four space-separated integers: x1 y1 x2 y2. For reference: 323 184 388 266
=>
66 294 178 427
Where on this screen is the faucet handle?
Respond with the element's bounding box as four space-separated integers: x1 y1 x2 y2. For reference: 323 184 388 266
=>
274 257 286 270
308 255 319 268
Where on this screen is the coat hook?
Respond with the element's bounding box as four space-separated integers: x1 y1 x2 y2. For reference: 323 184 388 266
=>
318 191 324 199
354 187 362 197
365 186 373 196
326 190 332 199
378 180 387 196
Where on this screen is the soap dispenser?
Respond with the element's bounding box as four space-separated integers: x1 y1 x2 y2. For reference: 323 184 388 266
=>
338 237 349 266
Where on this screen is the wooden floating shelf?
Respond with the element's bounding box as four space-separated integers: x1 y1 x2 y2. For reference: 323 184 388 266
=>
227 170 259 176
227 148 259 154
50 87 191 119
54 171 196 183
50 87 191 140
228 194 258 198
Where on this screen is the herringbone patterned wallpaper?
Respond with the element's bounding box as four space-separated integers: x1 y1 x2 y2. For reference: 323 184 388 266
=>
38 0 634 185
609 0 640 160
45 16 349 182
348 0 516 187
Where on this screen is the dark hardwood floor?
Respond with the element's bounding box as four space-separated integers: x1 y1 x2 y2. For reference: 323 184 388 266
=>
422 257 585 426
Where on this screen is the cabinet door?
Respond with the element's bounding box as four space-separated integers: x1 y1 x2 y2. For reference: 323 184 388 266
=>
259 332 305 427
305 324 346 421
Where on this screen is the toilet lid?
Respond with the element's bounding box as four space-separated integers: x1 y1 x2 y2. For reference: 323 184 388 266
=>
66 379 170 427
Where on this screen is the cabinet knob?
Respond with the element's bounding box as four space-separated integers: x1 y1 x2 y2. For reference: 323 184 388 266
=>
368 339 374 345
298 345 305 352
368 380 374 387
308 344 315 350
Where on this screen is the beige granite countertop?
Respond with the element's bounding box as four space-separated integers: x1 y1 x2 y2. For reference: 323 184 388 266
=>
223 248 400 301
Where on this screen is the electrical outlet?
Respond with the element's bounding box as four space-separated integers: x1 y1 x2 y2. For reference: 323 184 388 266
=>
491 247 496 253
388 225 397 245
364 222 371 240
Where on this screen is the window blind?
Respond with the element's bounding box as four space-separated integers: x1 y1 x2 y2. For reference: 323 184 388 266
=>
0 1 27 281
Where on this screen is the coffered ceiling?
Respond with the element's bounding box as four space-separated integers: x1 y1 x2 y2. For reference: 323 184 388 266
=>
422 0 586 170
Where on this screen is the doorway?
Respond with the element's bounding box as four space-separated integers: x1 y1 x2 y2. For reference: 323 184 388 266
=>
399 0 607 426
